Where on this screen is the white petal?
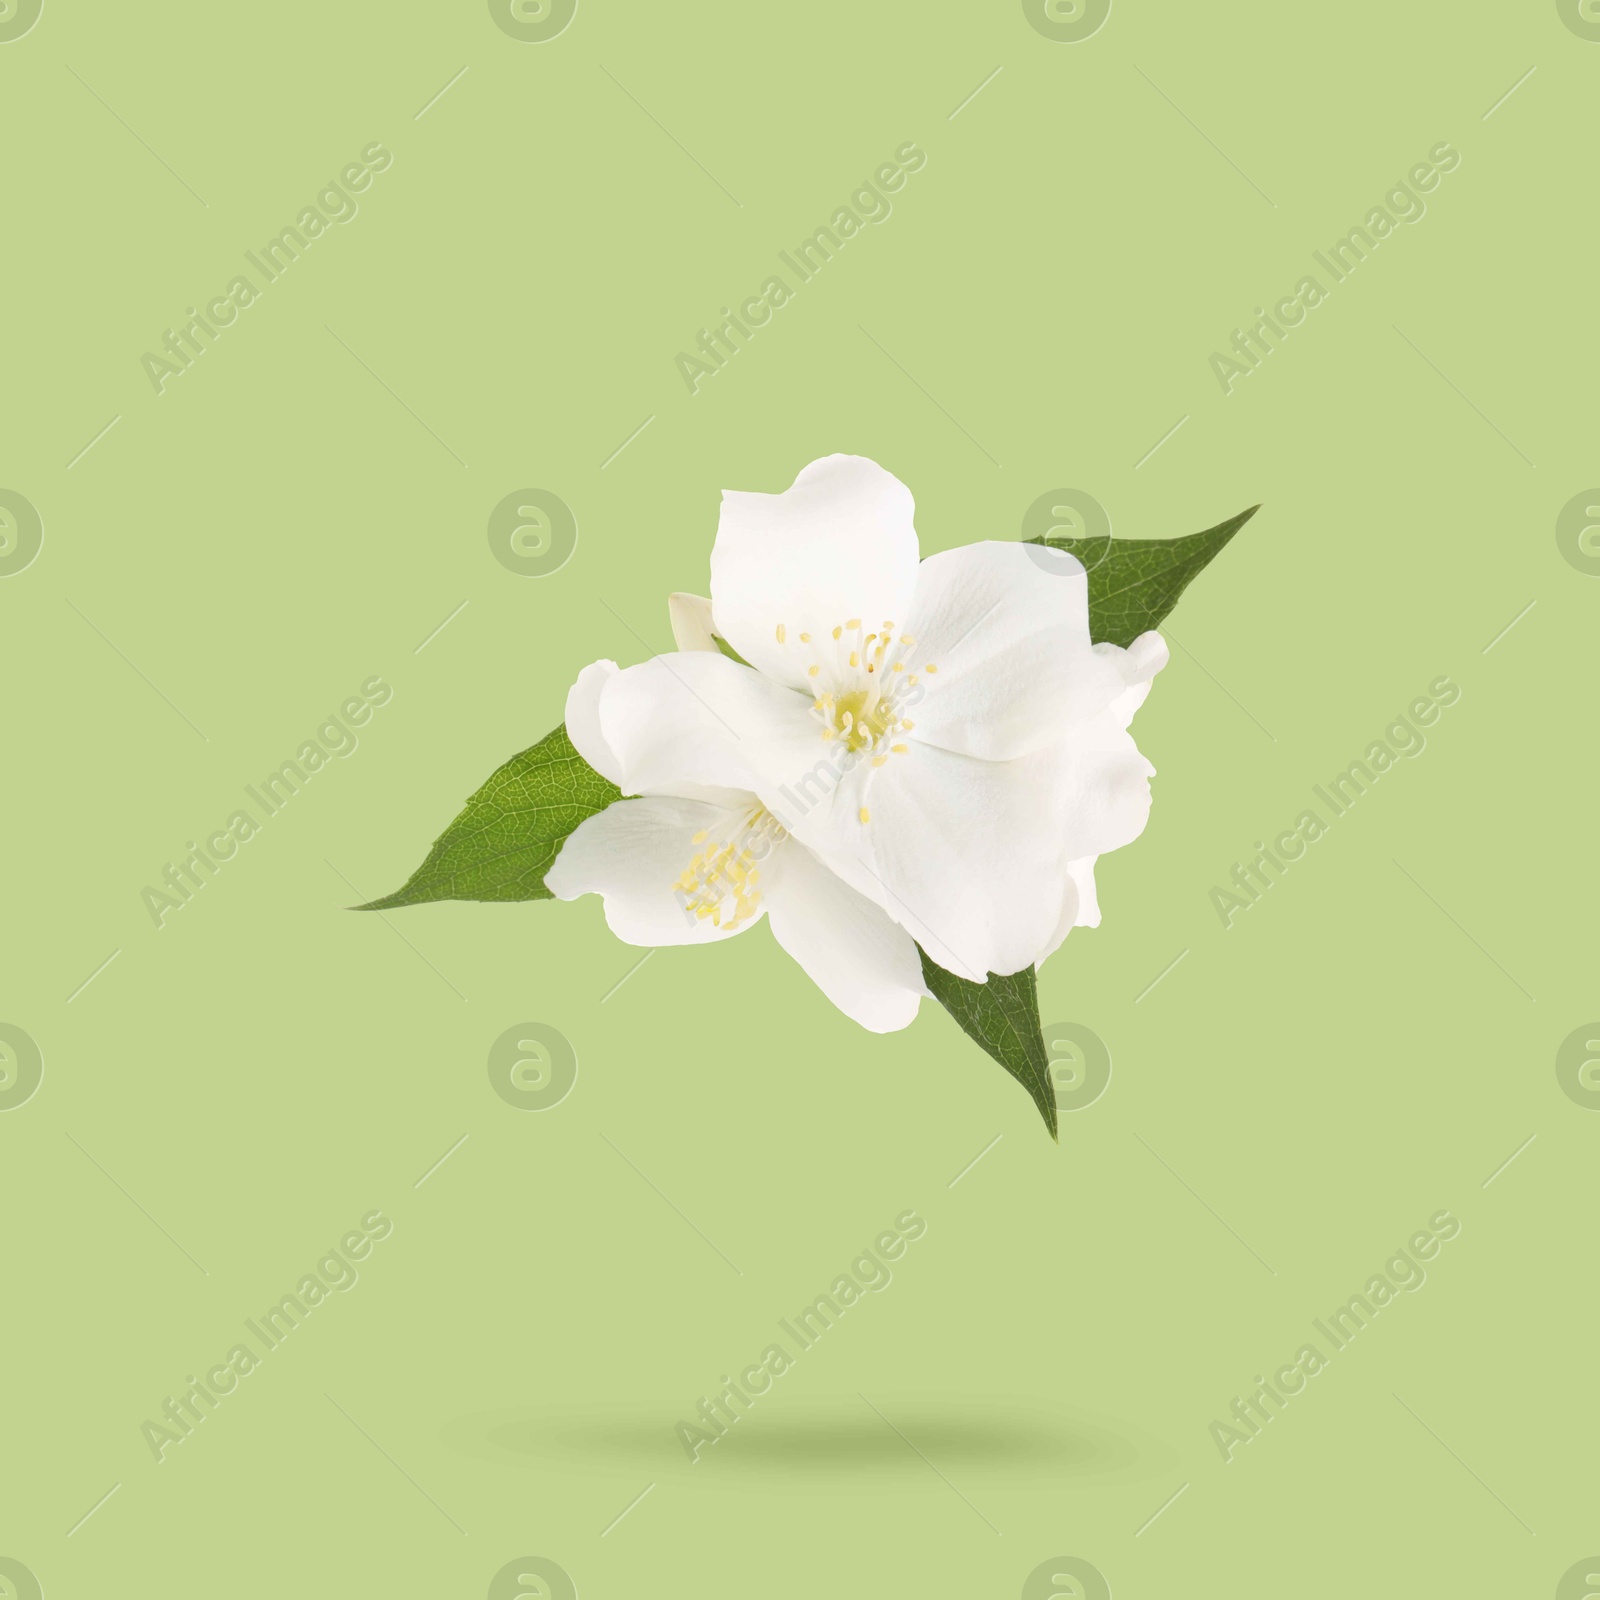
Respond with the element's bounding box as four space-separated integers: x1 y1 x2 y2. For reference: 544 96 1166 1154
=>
545 796 758 946
778 740 1075 981
778 720 1159 980
762 839 926 1033
1055 735 1157 858
1030 665 1164 967
904 541 1129 760
1068 855 1102 926
598 651 819 805
709 455 920 691
1037 855 1101 968
1045 634 1165 858
668 592 719 653
563 659 625 787
1093 630 1169 734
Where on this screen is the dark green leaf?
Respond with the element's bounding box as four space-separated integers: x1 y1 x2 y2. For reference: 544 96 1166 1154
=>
918 947 1057 1140
353 723 621 911
713 634 752 667
1028 503 1259 649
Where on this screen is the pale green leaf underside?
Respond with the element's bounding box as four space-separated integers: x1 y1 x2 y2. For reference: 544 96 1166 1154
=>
354 723 620 911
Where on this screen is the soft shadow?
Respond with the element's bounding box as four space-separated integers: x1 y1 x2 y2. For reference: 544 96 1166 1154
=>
444 1398 1163 1485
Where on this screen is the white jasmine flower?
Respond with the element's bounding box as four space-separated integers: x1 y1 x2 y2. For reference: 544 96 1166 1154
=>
554 454 1167 989
545 660 928 1032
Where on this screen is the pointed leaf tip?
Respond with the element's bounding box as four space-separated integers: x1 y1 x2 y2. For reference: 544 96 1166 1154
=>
354 722 622 911
1027 501 1259 648
918 948 1058 1139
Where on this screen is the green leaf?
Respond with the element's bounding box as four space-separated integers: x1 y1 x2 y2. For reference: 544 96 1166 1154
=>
712 634 752 667
353 723 620 911
1028 503 1259 649
918 947 1057 1140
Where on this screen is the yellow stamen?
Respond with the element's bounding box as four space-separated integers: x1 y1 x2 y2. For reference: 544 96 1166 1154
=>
925 663 938 673
846 618 861 630
832 625 842 641
849 651 859 667
859 807 870 823
872 755 887 767
692 830 708 843
799 632 811 642
674 807 786 933
892 662 904 672
807 664 820 677
892 743 908 753
901 719 914 729
775 623 786 643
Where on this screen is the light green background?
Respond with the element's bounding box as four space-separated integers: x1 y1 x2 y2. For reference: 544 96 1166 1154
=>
3 1 1595 1594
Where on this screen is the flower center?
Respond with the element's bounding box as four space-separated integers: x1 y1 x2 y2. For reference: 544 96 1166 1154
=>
673 805 787 931
830 687 898 752
784 618 935 768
